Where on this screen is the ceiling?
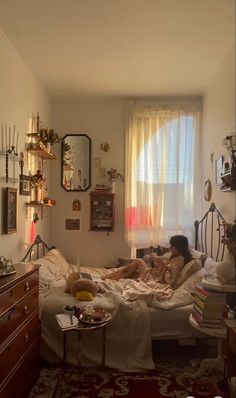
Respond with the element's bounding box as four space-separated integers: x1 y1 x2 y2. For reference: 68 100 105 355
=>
0 0 235 98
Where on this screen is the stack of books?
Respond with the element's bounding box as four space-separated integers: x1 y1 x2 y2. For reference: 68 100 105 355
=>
192 284 227 328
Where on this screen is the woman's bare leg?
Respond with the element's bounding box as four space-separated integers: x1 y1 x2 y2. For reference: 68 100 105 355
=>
102 258 147 281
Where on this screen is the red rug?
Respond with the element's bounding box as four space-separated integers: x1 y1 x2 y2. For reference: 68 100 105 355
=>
29 366 228 398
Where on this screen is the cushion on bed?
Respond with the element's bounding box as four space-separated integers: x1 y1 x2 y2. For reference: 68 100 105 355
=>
71 279 98 297
174 258 202 289
32 249 70 286
204 257 218 275
175 266 207 294
64 272 80 293
190 249 207 265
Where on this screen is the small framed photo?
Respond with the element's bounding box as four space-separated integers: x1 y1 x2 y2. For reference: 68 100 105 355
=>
215 156 224 186
19 174 31 196
65 218 81 233
4 187 18 234
72 199 81 211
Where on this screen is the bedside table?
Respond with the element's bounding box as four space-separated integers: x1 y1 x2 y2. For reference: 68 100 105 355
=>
187 313 227 377
56 312 111 368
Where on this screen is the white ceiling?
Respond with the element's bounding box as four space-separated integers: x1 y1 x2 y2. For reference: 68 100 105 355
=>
0 0 235 98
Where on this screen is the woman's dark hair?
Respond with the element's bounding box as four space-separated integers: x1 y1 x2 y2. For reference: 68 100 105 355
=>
169 235 192 264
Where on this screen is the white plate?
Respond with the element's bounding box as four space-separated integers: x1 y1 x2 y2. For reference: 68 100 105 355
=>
79 310 111 325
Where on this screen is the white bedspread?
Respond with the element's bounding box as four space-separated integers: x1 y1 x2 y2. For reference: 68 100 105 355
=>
40 286 154 371
40 265 205 371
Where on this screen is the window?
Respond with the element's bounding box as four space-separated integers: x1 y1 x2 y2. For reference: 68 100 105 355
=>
125 102 201 248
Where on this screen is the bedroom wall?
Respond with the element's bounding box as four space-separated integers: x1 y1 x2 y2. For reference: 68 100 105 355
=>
202 45 235 223
51 98 131 266
0 30 52 262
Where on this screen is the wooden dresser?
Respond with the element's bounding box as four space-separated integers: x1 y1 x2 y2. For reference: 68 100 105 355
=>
0 263 41 398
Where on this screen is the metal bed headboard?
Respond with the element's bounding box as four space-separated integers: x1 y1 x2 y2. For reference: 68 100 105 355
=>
194 202 228 261
21 234 54 262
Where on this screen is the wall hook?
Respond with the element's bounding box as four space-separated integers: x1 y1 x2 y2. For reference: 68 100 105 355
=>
100 142 110 152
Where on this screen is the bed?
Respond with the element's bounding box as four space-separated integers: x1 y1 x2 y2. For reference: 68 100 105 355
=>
22 203 234 371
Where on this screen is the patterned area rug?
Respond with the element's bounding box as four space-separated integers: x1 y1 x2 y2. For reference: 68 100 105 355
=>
29 365 227 398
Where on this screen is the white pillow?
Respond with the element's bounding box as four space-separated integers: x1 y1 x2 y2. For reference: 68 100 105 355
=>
32 249 70 285
175 267 207 293
190 249 207 265
174 258 202 289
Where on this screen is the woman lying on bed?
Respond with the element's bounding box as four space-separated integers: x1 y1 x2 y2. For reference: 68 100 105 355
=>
102 235 193 288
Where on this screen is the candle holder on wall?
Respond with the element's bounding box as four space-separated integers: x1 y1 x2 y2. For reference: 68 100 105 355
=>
0 123 20 183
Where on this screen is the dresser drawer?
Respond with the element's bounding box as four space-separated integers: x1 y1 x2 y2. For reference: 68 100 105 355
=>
0 271 39 316
0 289 39 347
0 315 40 385
0 337 40 398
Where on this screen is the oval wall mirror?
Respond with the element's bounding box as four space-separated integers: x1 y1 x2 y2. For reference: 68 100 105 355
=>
61 134 91 191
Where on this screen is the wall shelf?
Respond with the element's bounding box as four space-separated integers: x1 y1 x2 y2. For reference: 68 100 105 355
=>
26 201 55 208
25 145 57 220
27 148 56 160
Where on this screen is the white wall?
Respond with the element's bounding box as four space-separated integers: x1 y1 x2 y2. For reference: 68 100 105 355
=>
202 45 235 222
0 31 52 262
51 98 131 266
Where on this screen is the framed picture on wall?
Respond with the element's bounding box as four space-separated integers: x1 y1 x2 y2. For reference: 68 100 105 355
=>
4 187 18 234
65 218 81 233
215 156 224 186
19 174 31 196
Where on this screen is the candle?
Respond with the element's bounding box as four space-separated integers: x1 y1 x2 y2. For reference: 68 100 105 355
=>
5 123 8 152
12 125 16 149
1 124 3 153
9 125 11 151
16 131 19 155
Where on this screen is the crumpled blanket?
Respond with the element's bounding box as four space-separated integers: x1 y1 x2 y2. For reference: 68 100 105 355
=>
121 279 173 301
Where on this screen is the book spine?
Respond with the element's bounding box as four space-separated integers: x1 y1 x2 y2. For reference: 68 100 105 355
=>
193 295 205 309
195 285 209 297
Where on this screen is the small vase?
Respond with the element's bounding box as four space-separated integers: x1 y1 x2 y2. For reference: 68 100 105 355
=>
111 180 115 193
32 186 42 202
46 142 51 153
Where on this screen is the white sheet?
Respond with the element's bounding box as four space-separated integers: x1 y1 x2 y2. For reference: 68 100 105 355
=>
39 264 207 371
40 287 154 371
149 305 202 339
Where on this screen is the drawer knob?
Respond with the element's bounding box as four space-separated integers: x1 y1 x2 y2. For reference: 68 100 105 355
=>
25 282 31 291
24 333 29 344
24 305 29 314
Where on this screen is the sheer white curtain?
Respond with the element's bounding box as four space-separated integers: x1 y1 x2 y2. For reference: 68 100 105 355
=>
125 102 201 249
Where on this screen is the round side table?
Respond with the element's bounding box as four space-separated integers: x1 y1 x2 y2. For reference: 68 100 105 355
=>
57 315 111 368
186 313 226 378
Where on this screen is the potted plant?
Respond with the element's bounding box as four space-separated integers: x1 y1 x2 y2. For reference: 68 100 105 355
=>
39 128 60 151
106 168 123 193
30 170 46 202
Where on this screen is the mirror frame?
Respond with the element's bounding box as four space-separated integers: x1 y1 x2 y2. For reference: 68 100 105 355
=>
61 133 91 192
